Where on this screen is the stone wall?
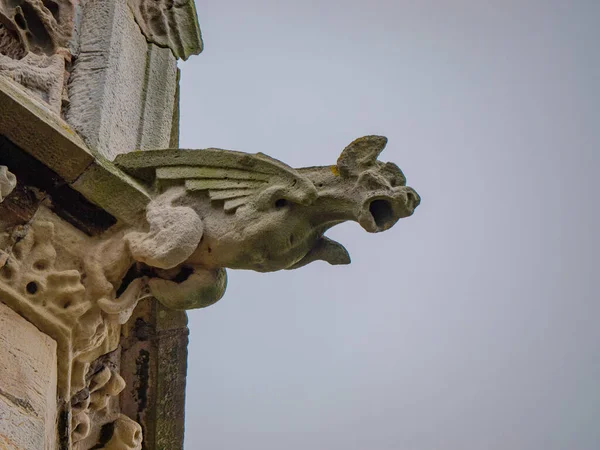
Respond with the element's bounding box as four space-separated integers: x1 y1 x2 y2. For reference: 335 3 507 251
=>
0 301 58 450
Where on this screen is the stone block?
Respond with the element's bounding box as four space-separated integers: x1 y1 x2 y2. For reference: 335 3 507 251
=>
71 155 151 226
139 45 179 150
0 301 58 450
66 0 148 160
67 0 181 160
0 76 93 182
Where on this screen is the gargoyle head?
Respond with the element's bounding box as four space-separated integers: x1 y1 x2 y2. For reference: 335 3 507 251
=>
120 135 421 272
298 135 420 233
281 136 419 270
336 135 420 232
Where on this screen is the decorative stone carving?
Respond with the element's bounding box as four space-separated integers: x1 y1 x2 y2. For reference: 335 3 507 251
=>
0 165 16 202
0 51 67 112
71 365 126 443
0 0 74 110
0 209 148 445
0 0 74 56
115 135 421 309
0 217 143 394
127 0 203 60
98 414 143 450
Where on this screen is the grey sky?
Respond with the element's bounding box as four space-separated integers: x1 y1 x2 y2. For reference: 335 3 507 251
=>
179 1 599 449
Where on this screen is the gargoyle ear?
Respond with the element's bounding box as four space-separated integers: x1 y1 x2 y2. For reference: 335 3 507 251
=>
337 135 388 177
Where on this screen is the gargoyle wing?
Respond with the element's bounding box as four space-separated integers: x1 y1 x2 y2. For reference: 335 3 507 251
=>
115 149 318 213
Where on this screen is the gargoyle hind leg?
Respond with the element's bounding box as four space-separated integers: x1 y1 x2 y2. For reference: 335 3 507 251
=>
125 187 204 270
148 267 227 310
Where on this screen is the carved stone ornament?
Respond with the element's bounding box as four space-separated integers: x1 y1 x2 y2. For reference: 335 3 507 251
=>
0 0 74 111
115 135 421 309
0 210 149 445
98 414 143 450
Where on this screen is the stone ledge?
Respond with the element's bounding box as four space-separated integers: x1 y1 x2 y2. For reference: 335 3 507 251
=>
0 76 152 226
0 76 93 183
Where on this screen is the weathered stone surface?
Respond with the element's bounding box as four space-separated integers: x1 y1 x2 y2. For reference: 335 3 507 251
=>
120 299 188 450
99 414 143 450
114 136 421 309
0 208 139 399
66 0 180 160
0 52 67 112
66 0 148 160
71 363 126 445
138 44 178 150
0 301 57 450
0 0 75 112
127 0 203 60
0 75 93 181
0 165 16 202
0 79 156 227
0 135 118 235
0 206 151 445
0 0 74 57
70 156 151 226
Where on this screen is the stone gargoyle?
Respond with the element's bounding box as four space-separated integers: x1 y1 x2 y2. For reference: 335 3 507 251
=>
113 135 420 310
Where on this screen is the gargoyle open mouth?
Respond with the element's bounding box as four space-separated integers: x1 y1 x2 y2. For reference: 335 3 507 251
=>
369 199 395 230
361 189 419 233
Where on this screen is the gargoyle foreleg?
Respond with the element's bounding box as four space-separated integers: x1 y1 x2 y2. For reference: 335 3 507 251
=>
125 187 204 269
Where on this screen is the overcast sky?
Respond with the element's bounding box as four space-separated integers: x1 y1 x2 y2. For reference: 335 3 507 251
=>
178 2 599 449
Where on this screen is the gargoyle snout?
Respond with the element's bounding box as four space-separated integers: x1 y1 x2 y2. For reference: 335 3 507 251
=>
358 186 420 233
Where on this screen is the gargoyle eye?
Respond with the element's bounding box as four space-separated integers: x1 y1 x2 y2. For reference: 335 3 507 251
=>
275 198 288 209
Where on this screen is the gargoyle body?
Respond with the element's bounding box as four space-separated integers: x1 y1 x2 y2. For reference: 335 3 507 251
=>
115 136 420 309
